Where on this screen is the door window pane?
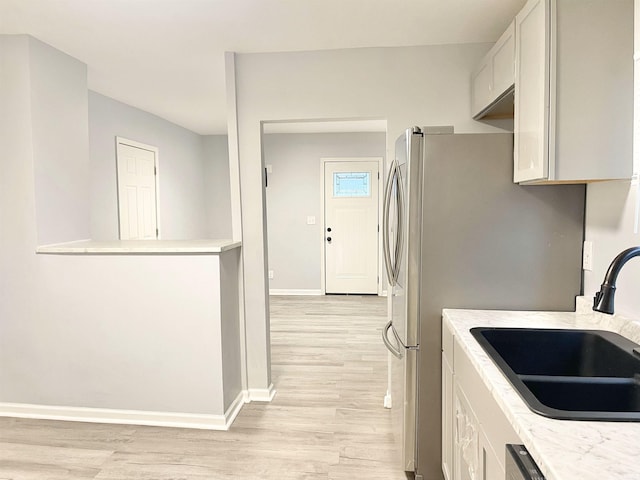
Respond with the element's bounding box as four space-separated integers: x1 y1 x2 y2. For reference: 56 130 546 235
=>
333 172 370 197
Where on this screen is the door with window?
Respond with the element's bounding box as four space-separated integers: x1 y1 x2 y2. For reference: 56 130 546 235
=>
116 138 159 240
324 160 379 294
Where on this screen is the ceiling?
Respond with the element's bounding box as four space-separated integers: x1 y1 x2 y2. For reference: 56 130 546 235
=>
263 119 387 134
0 0 526 135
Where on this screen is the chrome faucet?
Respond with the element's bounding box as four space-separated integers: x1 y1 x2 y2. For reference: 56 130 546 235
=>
593 246 640 314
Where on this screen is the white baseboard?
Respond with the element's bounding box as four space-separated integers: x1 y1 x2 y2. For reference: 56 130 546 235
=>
269 289 322 296
247 383 277 402
223 390 247 427
0 391 247 431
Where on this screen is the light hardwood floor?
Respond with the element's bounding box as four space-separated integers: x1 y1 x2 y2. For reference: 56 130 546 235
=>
0 295 410 479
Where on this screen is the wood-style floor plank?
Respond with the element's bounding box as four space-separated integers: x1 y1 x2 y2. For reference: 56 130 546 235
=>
0 295 410 479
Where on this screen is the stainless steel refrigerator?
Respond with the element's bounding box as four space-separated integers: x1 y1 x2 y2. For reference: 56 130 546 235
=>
382 127 584 479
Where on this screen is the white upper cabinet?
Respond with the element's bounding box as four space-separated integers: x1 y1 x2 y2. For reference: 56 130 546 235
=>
471 22 515 119
513 0 548 182
514 0 633 184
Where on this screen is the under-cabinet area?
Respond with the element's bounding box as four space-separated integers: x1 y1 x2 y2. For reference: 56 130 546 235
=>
442 304 640 480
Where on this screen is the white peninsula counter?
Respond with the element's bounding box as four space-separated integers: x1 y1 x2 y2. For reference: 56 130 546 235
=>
3 239 245 431
444 301 640 480
36 239 241 254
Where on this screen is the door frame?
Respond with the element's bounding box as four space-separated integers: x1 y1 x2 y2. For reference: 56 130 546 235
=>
320 157 384 296
115 137 162 239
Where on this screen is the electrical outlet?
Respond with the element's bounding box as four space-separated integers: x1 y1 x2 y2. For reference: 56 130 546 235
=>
307 216 316 225
583 241 593 271
268 270 274 279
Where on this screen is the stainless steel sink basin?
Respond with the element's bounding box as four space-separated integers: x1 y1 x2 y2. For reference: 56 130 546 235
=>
471 328 640 421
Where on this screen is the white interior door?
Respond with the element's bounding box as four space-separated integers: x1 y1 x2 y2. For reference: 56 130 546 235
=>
116 138 158 240
324 160 379 294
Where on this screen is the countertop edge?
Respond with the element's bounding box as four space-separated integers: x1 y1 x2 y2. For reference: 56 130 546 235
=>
36 239 242 254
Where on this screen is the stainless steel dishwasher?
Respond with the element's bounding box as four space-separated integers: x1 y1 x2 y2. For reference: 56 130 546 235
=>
506 445 545 480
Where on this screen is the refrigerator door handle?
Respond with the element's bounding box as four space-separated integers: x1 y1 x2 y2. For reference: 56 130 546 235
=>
382 320 404 359
390 321 408 350
382 161 397 285
392 164 405 285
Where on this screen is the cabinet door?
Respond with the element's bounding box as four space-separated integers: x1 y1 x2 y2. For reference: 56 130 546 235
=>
454 387 505 480
491 22 515 99
442 355 454 480
471 60 492 118
479 430 504 480
454 384 479 480
514 0 550 183
471 22 514 119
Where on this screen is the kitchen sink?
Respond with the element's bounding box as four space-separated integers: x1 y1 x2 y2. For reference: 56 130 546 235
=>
471 328 640 421
522 377 640 415
476 329 640 377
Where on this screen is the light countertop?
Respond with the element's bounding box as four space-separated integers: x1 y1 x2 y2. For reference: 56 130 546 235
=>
444 299 640 480
36 239 241 254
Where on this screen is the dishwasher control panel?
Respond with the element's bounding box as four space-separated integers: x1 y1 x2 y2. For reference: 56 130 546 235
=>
506 444 545 480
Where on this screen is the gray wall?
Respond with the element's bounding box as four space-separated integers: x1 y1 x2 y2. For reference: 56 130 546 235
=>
220 248 242 410
203 135 233 238
30 37 90 245
417 133 584 477
583 0 640 318
0 34 41 407
13 254 229 415
89 91 209 240
230 43 499 395
0 35 236 416
584 181 640 316
263 132 385 291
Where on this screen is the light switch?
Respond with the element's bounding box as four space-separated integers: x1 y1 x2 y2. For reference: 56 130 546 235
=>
307 216 316 225
266 164 273 174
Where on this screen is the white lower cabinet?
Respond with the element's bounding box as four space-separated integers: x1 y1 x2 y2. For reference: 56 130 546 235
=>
453 382 503 480
443 322 521 480
442 356 454 480
479 430 502 480
454 384 480 480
